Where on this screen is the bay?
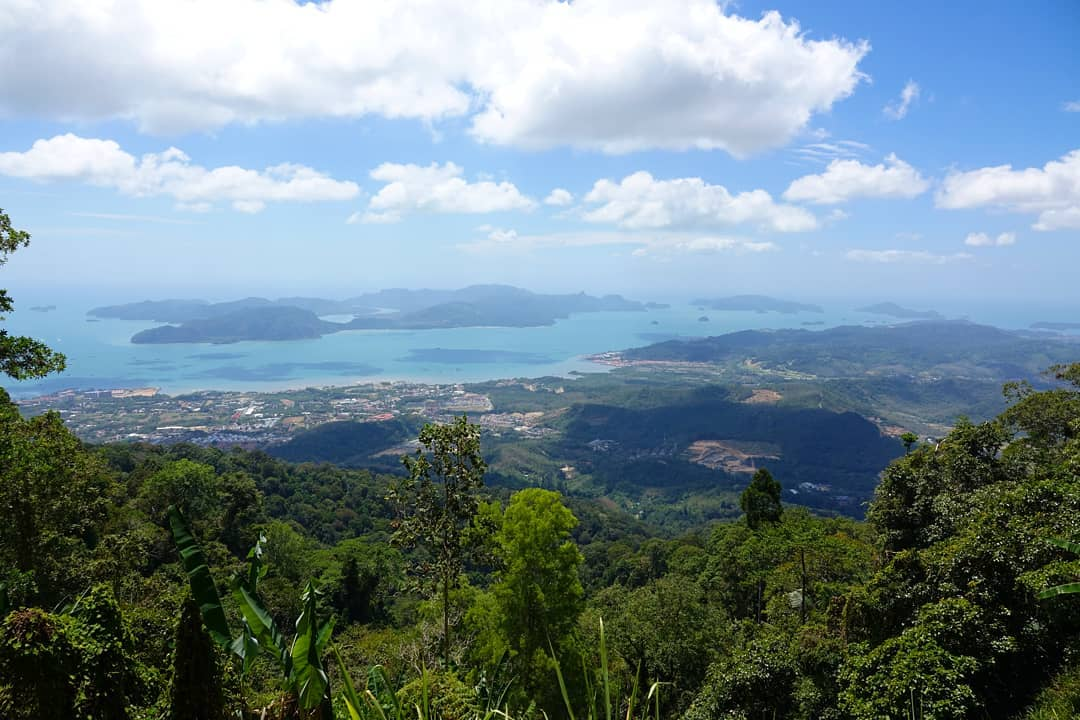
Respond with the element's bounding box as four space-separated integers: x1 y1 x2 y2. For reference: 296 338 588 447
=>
5 293 1078 399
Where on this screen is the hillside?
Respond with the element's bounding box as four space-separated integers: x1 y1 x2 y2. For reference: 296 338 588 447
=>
622 320 1079 380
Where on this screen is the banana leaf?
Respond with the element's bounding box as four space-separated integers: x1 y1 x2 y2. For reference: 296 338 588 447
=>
231 574 289 672
1038 582 1080 599
1047 537 1080 556
167 505 232 650
290 581 332 713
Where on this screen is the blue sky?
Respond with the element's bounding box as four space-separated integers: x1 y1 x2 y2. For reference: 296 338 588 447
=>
1 0 1078 305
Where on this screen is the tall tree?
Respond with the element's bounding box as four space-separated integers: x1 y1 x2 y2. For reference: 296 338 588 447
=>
740 467 783 530
0 208 66 380
485 488 583 714
388 415 489 664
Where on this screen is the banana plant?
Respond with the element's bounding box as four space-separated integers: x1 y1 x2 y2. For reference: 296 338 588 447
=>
167 506 336 717
1038 537 1080 599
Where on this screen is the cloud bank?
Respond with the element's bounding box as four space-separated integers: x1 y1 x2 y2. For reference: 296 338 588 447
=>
0 134 359 212
0 0 868 155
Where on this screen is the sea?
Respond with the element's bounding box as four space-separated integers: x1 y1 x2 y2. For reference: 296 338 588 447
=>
5 292 1079 400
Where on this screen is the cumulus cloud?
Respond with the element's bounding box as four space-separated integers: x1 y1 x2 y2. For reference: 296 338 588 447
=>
0 134 359 212
783 154 929 204
845 249 972 265
544 188 574 206
964 231 1016 247
582 171 817 232
936 149 1080 230
883 80 920 120
358 162 534 223
0 1 868 155
1063 101 1080 112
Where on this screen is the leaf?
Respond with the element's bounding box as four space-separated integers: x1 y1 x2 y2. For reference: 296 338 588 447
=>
317 615 337 655
228 619 262 677
1046 537 1080 556
550 637 577 720
246 532 268 595
1038 582 1080 599
231 575 289 672
167 505 232 650
290 581 331 711
332 643 365 720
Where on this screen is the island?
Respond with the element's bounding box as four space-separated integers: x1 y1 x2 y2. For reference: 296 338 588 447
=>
131 306 337 344
692 295 824 314
856 302 944 320
615 320 1080 381
1031 321 1080 331
29 305 57 312
114 285 647 344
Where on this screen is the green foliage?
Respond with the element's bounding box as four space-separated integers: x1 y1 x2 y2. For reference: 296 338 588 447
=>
0 587 145 720
167 506 233 651
168 596 229 720
0 608 79 719
839 599 985 719
488 488 584 712
740 467 783 530
0 207 66 379
0 403 112 605
389 415 490 663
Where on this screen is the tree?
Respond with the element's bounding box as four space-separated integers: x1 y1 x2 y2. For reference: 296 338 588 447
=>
168 597 228 720
477 490 583 716
900 431 919 453
0 398 112 605
494 490 583 651
740 467 783 530
0 208 65 380
388 415 489 664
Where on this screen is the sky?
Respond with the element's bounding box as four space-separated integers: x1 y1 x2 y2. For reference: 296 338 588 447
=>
1 0 1078 305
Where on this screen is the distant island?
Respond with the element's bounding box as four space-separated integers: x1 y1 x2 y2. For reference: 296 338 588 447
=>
692 295 824 314
29 305 57 312
109 285 646 344
615 320 1079 381
131 306 335 344
856 302 943 320
1031 321 1080 331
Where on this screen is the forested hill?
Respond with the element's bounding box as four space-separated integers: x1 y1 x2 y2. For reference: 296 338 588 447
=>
623 320 1079 379
3 366 1080 719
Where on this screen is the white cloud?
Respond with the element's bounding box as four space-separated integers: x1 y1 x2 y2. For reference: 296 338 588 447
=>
883 80 920 120
582 171 817 232
1063 101 1080 112
845 249 972 265
0 134 359 212
0 1 868 155
790 140 870 164
486 227 519 243
459 228 778 256
783 154 929 204
964 231 1016 247
360 162 534 223
544 188 574 206
936 149 1080 230
671 237 778 254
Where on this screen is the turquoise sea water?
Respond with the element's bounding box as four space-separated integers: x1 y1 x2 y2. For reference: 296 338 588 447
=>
5 294 1079 399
